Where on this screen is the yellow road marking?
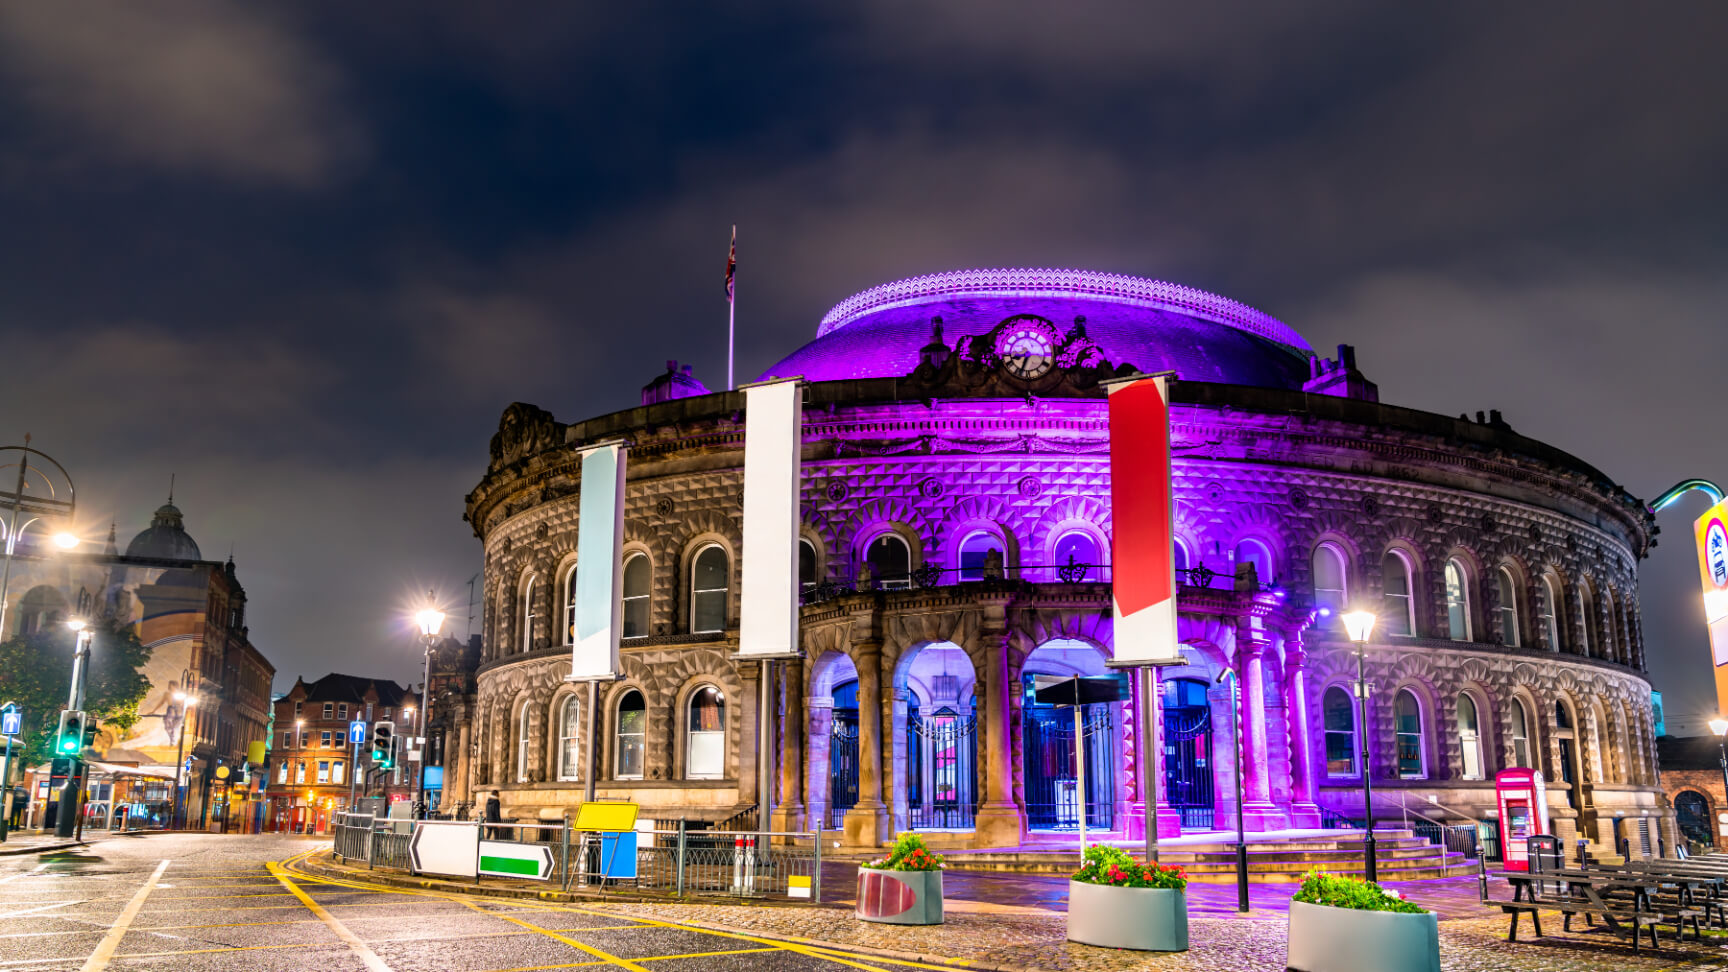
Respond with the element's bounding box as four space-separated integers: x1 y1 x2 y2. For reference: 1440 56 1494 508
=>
78 858 168 972
112 942 342 959
477 946 780 972
454 897 651 972
269 862 393 972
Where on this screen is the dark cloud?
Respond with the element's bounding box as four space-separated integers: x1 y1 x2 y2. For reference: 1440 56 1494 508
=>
0 2 1723 716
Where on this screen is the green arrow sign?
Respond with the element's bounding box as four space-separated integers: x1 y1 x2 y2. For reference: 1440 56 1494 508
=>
478 840 554 880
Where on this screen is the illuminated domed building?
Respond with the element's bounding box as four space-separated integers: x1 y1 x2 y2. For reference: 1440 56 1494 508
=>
459 268 1666 868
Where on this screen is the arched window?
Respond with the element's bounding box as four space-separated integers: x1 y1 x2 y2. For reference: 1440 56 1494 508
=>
799 539 818 595
1173 539 1190 576
1457 695 1484 780
16 585 68 636
1323 686 1357 777
1233 539 1274 586
1053 530 1101 580
621 553 650 638
690 545 729 634
865 533 911 590
958 531 1003 581
521 574 538 654
1495 567 1520 648
1395 689 1425 778
615 690 646 779
1311 544 1347 616
557 695 581 782
1444 559 1471 641
1540 574 1563 652
1510 697 1532 768
686 685 726 779
1381 552 1415 637
1602 593 1620 662
516 703 532 783
562 564 579 646
1577 585 1595 657
1676 790 1714 847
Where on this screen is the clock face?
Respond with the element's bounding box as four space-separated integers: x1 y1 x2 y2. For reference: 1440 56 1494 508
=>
997 322 1054 379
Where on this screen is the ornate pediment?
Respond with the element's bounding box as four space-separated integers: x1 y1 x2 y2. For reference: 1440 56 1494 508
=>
488 402 564 472
903 314 1135 397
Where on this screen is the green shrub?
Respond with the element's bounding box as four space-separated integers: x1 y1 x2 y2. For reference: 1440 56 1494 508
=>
1071 843 1187 891
1292 871 1427 913
864 833 945 872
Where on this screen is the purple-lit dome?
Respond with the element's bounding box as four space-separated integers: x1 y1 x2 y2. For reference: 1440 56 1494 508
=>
759 268 1314 388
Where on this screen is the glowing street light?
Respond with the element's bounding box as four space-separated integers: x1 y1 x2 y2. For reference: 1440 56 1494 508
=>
0 440 79 639
52 532 80 550
411 594 445 817
1342 608 1379 881
172 692 198 830
1712 719 1728 818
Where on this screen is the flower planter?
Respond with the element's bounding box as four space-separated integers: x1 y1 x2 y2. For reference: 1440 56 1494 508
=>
1065 880 1188 952
856 867 943 925
1285 899 1439 972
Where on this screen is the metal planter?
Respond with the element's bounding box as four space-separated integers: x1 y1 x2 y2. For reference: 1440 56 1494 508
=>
1065 880 1189 952
1285 899 1440 972
855 867 943 925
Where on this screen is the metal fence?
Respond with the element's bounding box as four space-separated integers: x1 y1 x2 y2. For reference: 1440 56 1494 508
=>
330 814 821 902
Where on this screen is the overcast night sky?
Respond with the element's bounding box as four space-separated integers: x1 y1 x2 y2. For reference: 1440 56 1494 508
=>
1 3 1725 726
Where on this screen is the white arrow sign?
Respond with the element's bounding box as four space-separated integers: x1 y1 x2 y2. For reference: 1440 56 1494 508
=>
408 821 478 878
478 840 555 880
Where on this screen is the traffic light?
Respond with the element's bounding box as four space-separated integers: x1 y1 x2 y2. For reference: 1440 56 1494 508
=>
371 723 394 768
54 711 86 756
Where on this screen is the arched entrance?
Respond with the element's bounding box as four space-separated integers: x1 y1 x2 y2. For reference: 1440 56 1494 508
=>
1555 700 1582 811
1675 790 1713 849
1021 639 1122 832
806 652 860 831
895 641 979 831
1163 677 1214 829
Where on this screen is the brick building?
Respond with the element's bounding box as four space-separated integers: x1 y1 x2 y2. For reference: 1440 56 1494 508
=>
1659 734 1728 852
267 674 419 832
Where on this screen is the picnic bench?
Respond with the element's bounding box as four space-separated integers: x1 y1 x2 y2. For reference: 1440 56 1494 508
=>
1492 868 1701 952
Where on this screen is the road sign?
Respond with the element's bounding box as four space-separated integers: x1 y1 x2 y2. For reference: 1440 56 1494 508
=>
1032 674 1129 707
0 704 20 738
349 720 366 742
408 821 478 878
572 801 638 832
479 840 555 880
599 831 638 879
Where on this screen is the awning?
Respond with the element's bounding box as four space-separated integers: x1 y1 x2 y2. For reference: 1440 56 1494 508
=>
85 762 178 781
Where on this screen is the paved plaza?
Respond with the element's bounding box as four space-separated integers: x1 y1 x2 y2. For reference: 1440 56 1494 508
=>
5 833 1728 970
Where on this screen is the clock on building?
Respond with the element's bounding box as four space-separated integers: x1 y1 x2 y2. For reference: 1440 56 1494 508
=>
995 318 1056 380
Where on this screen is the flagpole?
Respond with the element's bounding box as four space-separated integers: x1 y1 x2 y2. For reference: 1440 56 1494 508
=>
727 224 737 391
728 296 736 391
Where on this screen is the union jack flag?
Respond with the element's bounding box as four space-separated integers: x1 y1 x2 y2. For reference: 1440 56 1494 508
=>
724 225 736 302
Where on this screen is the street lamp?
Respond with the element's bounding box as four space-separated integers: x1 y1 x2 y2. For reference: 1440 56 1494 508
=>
1342 609 1379 882
1711 719 1728 844
54 617 95 838
172 692 198 830
0 440 79 640
412 596 445 819
1215 667 1250 912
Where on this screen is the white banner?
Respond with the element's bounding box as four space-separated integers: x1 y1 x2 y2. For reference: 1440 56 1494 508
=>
1108 374 1181 665
571 443 627 680
738 378 803 656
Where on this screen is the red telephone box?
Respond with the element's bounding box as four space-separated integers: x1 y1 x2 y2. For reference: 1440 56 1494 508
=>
1496 768 1551 871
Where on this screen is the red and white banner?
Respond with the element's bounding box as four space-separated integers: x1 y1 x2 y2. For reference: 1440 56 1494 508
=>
738 377 803 657
1108 374 1180 665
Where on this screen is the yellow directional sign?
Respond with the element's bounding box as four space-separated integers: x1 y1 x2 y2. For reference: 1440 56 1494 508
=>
572 801 638 832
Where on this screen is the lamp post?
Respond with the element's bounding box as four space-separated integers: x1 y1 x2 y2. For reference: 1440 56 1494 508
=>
1215 667 1250 912
0 440 79 639
412 598 445 819
1710 720 1728 848
172 693 197 830
54 618 95 838
1342 609 1379 882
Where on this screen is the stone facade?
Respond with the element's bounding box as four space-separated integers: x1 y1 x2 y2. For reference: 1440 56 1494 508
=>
451 269 1667 851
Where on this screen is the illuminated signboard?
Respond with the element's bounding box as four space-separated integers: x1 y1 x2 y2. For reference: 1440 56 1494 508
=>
1695 496 1728 712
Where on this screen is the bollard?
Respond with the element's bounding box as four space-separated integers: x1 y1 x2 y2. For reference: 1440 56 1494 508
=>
675 820 687 897
743 836 756 895
732 836 745 894
813 827 822 904
1475 848 1488 902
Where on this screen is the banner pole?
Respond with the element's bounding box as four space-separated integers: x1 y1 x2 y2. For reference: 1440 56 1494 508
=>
758 660 773 834
1142 665 1159 863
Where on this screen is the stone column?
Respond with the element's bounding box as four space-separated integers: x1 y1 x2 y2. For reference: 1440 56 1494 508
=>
805 700 832 829
974 628 1023 846
844 640 889 847
771 657 807 835
1235 618 1288 831
1282 631 1322 828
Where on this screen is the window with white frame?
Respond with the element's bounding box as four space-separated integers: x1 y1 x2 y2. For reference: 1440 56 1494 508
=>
321 730 331 748
323 702 333 718
616 690 646 779
686 685 726 779
1312 543 1347 617
338 703 347 720
332 760 345 785
295 761 306 784
1541 575 1563 651
335 731 345 747
277 761 288 784
1510 697 1532 768
1395 689 1425 778
622 553 651 638
1323 686 1357 776
1457 694 1484 780
799 539 818 595
317 760 330 783
521 574 538 653
866 533 912 590
1496 567 1520 648
1444 559 1471 641
958 530 1003 581
563 563 579 646
558 696 581 782
516 704 531 783
1381 552 1415 636
690 545 729 634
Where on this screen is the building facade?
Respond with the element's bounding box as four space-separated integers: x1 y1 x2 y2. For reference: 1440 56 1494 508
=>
267 674 421 832
1659 735 1727 853
3 501 274 829
457 268 1666 851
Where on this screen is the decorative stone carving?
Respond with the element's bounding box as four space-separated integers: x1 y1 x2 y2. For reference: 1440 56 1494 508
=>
488 402 562 472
